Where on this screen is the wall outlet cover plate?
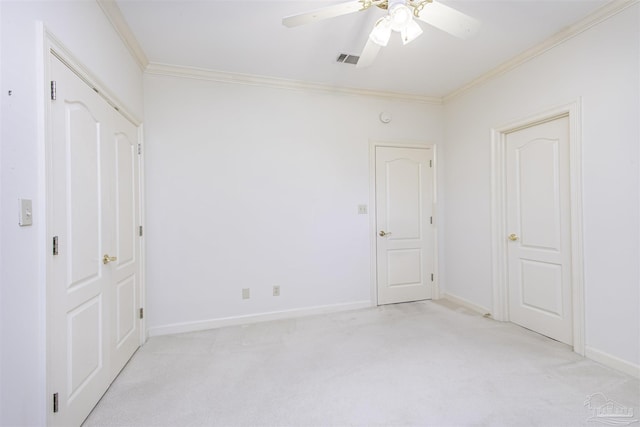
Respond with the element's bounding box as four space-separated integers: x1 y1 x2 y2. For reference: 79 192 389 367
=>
19 199 33 226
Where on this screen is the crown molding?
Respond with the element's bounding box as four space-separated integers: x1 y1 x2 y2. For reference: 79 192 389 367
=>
145 63 443 105
443 0 639 103
97 0 635 105
96 0 149 70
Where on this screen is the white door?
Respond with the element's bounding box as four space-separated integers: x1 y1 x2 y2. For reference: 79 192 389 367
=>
506 115 572 345
110 113 142 373
48 55 141 426
375 146 434 305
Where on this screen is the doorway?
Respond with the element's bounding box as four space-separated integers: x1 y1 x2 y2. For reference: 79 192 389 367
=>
491 102 585 354
371 142 437 305
46 49 144 426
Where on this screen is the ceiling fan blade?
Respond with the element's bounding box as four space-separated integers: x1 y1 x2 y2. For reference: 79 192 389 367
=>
415 2 480 39
356 38 381 69
283 1 365 28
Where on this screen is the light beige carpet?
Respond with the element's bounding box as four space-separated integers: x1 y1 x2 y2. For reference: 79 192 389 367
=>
84 300 639 426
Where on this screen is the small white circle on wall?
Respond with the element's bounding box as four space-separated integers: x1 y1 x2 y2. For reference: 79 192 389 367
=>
379 111 392 124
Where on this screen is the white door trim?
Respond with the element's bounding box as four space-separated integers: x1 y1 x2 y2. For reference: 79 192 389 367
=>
369 140 439 306
490 100 585 355
42 27 146 421
137 123 147 343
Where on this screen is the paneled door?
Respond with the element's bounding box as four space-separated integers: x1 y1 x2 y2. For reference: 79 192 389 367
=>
505 115 572 345
110 106 142 376
375 146 434 305
48 55 141 426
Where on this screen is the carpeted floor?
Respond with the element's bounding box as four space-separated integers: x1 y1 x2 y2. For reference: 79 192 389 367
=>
84 300 639 426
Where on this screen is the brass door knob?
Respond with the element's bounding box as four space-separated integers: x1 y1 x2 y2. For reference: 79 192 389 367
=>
508 233 519 241
103 254 117 264
379 230 392 237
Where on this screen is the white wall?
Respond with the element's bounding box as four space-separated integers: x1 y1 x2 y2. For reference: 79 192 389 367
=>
143 73 444 333
0 3 4 422
443 5 639 367
1 2 637 424
0 1 143 425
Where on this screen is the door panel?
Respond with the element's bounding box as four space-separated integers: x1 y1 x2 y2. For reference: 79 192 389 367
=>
387 249 422 286
116 276 136 346
68 296 103 398
376 146 433 305
116 132 136 267
50 59 113 426
517 140 561 250
68 103 101 288
386 158 422 239
506 116 572 344
109 112 141 375
49 55 141 426
520 259 563 315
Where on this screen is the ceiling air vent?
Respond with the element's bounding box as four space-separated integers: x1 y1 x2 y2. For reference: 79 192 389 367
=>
336 53 360 65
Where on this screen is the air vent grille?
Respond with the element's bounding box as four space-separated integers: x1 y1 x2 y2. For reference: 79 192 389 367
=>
336 53 360 65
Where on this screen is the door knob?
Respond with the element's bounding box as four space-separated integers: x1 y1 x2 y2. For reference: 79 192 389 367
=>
103 254 117 264
379 230 392 237
508 233 519 241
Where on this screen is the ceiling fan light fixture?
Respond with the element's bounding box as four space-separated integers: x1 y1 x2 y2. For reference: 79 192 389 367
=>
389 3 413 32
283 0 481 69
369 17 392 47
401 19 423 44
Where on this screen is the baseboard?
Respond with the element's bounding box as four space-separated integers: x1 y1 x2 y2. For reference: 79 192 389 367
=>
147 300 372 337
585 346 640 379
441 293 491 316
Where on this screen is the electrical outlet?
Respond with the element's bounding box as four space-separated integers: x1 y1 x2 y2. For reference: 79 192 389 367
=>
242 288 250 299
273 285 280 297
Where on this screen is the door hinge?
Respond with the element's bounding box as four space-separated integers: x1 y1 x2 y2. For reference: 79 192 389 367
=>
139 308 144 319
429 160 432 168
431 273 434 282
50 81 57 100
137 144 142 155
430 216 433 225
53 393 59 413
139 225 143 237
52 236 59 255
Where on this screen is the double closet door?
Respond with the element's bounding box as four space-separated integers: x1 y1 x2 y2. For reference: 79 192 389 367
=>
48 55 142 426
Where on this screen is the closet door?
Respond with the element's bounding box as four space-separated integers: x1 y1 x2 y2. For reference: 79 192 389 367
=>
48 55 141 427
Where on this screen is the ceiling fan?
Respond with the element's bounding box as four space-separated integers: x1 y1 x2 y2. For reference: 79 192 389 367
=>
282 0 480 68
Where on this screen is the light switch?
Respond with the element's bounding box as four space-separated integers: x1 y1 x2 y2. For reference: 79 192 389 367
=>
358 204 368 215
19 199 33 226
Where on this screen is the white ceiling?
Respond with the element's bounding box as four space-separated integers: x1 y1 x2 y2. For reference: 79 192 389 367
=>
116 0 609 98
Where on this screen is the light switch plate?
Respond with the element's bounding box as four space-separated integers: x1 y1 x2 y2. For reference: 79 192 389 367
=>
19 199 33 226
358 204 368 215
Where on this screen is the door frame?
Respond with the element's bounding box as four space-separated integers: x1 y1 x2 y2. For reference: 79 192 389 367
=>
41 27 146 421
369 140 439 306
490 100 585 355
